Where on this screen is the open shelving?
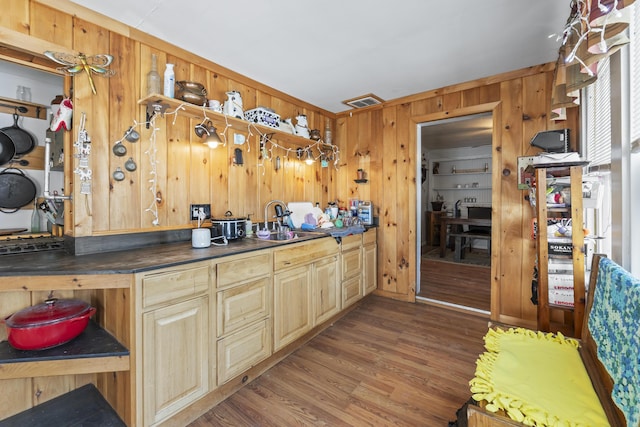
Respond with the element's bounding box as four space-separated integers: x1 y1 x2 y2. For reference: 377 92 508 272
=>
138 94 326 148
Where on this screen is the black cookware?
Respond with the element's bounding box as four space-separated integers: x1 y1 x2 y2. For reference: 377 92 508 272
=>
1 113 36 157
211 210 246 240
0 167 37 212
0 130 16 166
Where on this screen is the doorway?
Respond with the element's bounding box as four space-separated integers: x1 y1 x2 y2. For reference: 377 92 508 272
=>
416 112 493 313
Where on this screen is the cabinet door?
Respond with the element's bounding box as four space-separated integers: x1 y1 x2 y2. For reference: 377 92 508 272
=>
342 275 362 308
217 277 270 337
273 265 312 351
363 243 377 296
341 248 362 280
313 256 340 325
143 296 209 426
217 319 271 385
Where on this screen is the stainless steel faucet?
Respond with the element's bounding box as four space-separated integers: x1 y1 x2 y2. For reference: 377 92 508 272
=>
263 200 287 231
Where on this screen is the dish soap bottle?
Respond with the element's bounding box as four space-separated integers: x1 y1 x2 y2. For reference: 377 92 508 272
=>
146 54 161 96
163 63 175 98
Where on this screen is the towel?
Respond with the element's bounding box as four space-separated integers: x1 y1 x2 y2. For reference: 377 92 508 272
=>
588 257 640 427
469 328 608 426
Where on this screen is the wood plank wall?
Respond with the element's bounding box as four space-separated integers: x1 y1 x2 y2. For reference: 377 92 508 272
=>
0 0 337 237
335 66 579 326
0 1 580 329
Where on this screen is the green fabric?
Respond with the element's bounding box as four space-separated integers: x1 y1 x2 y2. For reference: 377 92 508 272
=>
470 328 609 426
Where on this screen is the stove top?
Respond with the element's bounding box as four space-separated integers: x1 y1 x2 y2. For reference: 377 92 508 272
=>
0 235 65 255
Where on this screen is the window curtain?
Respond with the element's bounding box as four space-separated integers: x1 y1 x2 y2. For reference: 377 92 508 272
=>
551 0 635 120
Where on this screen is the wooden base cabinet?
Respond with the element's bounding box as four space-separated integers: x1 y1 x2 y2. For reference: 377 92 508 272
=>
341 234 363 308
136 261 212 426
313 255 341 324
215 250 273 385
363 230 377 296
142 296 209 426
273 265 313 351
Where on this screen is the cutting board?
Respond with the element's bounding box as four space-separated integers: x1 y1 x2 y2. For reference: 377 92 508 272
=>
287 202 316 229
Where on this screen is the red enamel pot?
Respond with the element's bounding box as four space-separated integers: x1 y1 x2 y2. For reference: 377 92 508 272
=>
4 298 96 350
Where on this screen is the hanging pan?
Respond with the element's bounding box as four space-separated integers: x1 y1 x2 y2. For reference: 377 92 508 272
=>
0 130 15 166
1 113 36 157
0 167 37 213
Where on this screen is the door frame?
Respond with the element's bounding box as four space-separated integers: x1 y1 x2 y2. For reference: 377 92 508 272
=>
413 102 501 314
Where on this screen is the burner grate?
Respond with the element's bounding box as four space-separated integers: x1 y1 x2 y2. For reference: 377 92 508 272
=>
0 236 65 255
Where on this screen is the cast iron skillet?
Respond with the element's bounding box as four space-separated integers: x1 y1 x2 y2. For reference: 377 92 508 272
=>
0 167 37 213
0 130 16 166
1 113 36 157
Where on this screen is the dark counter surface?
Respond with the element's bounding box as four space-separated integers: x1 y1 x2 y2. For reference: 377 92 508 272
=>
0 233 333 276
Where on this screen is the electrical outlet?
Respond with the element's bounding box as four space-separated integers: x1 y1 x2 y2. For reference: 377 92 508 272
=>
190 204 211 221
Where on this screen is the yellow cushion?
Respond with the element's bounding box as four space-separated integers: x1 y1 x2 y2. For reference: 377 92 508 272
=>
470 328 609 426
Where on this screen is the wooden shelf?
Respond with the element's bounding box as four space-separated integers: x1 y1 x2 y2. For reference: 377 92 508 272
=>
0 96 47 120
0 321 129 380
138 94 322 148
433 187 491 191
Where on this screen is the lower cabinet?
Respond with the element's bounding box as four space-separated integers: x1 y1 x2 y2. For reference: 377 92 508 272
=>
313 255 340 324
363 230 377 295
341 235 363 308
273 265 313 351
142 295 209 426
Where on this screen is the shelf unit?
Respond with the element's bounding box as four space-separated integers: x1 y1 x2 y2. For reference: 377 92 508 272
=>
138 94 328 149
534 165 585 338
0 96 48 120
429 156 492 207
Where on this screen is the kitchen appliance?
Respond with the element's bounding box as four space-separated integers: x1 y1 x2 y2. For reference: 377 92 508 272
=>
4 298 96 350
357 201 373 225
191 228 211 248
211 211 246 240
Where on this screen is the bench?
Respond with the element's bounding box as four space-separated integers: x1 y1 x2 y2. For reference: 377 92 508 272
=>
462 254 639 427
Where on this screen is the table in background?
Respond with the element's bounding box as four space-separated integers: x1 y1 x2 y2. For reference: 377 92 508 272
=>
426 211 446 246
439 217 492 258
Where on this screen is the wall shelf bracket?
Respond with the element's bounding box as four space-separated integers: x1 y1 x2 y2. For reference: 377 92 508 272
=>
145 100 170 128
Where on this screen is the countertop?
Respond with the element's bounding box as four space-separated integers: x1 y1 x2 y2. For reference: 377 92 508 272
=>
0 232 334 277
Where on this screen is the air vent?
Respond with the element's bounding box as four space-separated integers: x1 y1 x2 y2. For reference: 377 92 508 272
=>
342 93 384 109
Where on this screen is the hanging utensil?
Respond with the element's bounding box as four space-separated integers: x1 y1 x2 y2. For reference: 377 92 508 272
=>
1 113 36 157
0 167 37 212
0 130 16 166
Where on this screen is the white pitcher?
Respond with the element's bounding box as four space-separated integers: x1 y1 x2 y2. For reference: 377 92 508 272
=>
223 91 244 119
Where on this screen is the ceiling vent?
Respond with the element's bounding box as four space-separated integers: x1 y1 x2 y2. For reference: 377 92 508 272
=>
342 93 384 109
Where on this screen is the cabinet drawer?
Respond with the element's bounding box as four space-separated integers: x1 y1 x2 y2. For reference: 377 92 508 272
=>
342 275 362 308
363 229 376 245
217 277 270 337
217 319 271 385
141 264 210 309
341 248 362 280
273 238 338 270
217 251 271 288
341 234 362 251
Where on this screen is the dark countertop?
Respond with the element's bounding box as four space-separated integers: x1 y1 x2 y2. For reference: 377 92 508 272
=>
0 233 333 276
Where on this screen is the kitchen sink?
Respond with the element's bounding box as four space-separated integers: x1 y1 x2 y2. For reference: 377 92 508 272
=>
252 230 326 243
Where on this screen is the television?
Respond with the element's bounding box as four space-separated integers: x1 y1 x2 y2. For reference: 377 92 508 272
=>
530 129 570 153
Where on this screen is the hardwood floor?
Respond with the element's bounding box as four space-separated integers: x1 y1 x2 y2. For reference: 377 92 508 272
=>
189 295 489 426
419 250 491 312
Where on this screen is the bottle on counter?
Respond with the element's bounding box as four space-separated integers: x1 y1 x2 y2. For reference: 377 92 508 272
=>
163 63 175 98
146 54 161 96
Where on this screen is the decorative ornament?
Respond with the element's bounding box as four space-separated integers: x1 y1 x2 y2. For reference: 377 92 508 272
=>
44 51 116 95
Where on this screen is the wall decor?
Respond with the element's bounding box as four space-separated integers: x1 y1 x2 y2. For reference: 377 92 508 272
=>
44 51 116 95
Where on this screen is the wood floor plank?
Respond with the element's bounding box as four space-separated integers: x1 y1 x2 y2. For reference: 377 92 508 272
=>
189 295 489 426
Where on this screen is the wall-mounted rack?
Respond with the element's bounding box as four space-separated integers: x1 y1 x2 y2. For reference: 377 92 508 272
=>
0 96 47 120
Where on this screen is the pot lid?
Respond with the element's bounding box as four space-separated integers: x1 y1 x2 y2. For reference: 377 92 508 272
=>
212 210 246 222
5 298 92 328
